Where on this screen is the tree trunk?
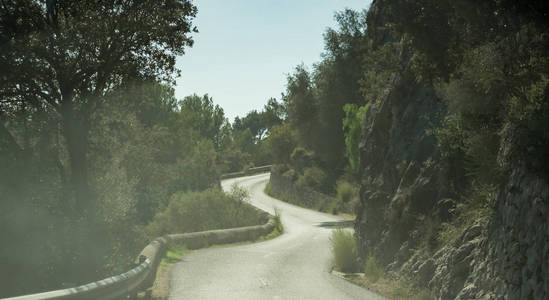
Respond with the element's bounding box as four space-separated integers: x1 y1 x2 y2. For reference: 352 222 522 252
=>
61 102 107 282
61 102 94 220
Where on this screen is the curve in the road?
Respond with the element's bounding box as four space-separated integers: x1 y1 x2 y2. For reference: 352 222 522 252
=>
168 173 385 299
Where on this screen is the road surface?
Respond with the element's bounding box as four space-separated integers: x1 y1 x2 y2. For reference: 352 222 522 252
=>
169 173 385 299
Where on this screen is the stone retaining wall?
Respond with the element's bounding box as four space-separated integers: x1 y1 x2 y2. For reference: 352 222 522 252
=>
269 172 337 212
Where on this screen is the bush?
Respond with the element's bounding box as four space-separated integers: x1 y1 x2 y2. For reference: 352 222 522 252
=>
336 180 356 204
328 199 340 215
290 147 314 172
271 163 289 175
282 168 298 181
147 186 263 236
363 256 383 282
336 180 360 213
296 166 326 190
273 207 283 233
330 228 360 273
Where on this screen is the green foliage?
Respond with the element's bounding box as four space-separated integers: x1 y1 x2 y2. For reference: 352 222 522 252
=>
176 139 219 191
364 256 383 282
147 187 263 237
1 0 198 222
265 123 296 165
296 166 327 191
258 208 283 241
284 65 317 135
434 115 466 183
219 146 252 174
387 0 549 179
262 98 286 130
0 79 239 297
437 221 461 246
508 75 549 122
226 98 287 169
342 103 369 172
438 184 495 246
273 207 283 234
290 147 315 172
161 246 191 266
262 226 283 241
336 180 359 206
327 199 341 215
360 42 401 102
330 228 360 273
275 9 369 187
282 168 298 182
233 110 267 143
179 94 230 151
0 1 199 295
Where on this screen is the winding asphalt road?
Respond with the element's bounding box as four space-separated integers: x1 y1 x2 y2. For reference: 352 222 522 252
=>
169 173 385 299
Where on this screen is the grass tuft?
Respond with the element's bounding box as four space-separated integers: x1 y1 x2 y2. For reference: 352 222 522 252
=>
364 255 383 282
160 245 190 266
330 228 360 273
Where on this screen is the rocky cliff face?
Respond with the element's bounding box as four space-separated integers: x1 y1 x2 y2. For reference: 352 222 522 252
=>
355 1 548 299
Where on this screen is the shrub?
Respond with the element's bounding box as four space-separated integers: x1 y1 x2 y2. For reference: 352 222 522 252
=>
364 255 383 282
437 222 460 245
330 228 360 273
147 186 263 236
296 166 326 190
282 168 298 181
273 207 283 233
265 123 297 165
290 147 314 172
328 199 340 215
336 180 356 203
271 163 289 175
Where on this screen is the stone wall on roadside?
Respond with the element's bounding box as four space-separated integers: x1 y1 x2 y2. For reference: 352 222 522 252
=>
269 171 337 212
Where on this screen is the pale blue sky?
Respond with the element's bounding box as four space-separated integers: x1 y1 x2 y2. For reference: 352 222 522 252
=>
174 0 372 121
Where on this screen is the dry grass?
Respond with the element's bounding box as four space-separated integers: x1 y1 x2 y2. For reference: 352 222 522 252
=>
330 228 360 273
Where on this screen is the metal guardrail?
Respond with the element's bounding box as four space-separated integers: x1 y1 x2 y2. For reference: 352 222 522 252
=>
4 259 151 300
220 165 272 179
246 165 272 173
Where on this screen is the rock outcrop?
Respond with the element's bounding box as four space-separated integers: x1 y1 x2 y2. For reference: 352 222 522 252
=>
355 1 549 299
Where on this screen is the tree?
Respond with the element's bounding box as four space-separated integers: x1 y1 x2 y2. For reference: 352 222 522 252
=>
279 9 369 184
313 9 368 175
233 110 266 143
0 0 197 220
179 94 230 151
283 65 318 149
176 139 219 191
262 97 285 131
265 123 296 165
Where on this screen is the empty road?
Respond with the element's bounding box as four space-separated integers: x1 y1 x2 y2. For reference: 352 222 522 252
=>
169 173 385 299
